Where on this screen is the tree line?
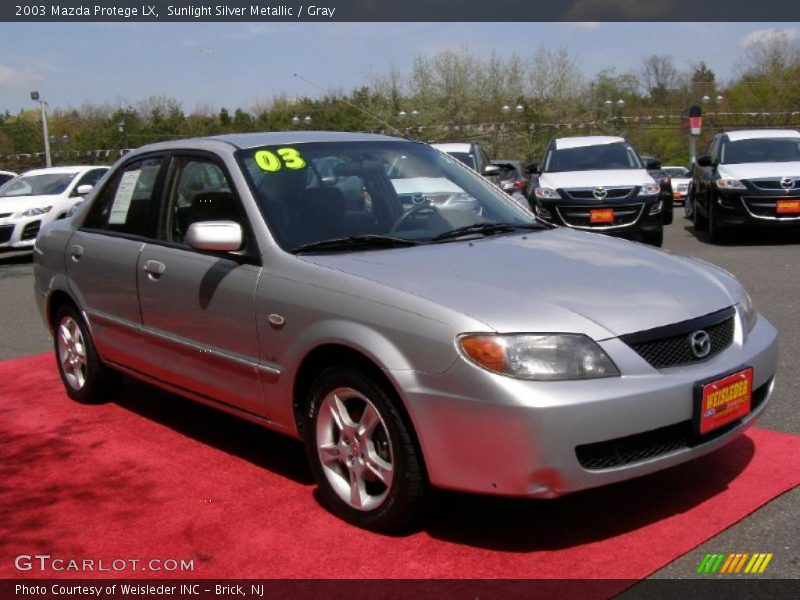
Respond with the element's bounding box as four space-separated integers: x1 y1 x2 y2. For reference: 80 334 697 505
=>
3 30 800 172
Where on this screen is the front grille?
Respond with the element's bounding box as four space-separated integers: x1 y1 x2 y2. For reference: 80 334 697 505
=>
742 197 800 219
563 187 634 200
749 178 799 191
621 307 735 369
555 203 643 229
576 379 771 470
0 224 13 244
21 220 41 241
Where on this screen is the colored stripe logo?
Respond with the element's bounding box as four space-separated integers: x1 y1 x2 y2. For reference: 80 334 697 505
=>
697 553 773 574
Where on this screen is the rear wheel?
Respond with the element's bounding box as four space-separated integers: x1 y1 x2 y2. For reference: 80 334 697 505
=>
53 304 119 403
304 366 429 531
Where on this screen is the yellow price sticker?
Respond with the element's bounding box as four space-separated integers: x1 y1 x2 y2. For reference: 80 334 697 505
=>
254 147 307 173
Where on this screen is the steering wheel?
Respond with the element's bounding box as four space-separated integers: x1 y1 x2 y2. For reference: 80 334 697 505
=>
391 202 439 233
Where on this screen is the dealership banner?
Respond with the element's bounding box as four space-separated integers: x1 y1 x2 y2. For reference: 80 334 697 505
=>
3 0 800 21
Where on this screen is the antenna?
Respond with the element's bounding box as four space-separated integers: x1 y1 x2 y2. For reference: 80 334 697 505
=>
293 72 407 137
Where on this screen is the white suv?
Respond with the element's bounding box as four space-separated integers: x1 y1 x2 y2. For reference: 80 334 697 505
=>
530 136 664 246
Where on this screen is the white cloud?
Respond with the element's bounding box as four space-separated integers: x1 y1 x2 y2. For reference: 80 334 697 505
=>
741 28 800 48
0 64 43 92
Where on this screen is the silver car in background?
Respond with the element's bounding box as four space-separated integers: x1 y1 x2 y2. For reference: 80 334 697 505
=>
34 132 778 531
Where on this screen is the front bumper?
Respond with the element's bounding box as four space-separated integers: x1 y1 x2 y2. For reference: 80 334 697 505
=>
714 185 800 228
0 216 42 250
394 311 778 498
534 193 662 237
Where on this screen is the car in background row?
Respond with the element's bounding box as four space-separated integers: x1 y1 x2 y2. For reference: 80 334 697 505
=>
692 129 800 243
530 136 665 246
0 165 108 251
663 165 692 206
0 170 17 186
641 155 674 226
491 159 530 210
431 142 501 184
34 131 777 532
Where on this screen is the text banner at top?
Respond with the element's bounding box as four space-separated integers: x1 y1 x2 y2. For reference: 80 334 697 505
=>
4 0 800 22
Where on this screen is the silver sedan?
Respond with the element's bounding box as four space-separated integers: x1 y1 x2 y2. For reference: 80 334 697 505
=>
33 132 778 531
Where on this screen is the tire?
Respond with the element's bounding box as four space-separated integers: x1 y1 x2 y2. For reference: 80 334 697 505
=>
685 194 694 219
707 201 728 244
693 197 708 231
642 227 664 247
304 366 429 531
663 197 674 225
53 304 119 403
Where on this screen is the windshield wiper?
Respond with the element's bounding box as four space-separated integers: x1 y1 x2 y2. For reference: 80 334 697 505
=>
431 222 543 242
291 234 421 254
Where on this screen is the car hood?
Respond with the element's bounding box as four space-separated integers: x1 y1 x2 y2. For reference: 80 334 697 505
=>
0 194 66 214
718 162 800 180
300 228 739 339
539 169 655 189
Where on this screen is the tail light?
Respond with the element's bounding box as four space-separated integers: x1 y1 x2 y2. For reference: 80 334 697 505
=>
515 179 526 190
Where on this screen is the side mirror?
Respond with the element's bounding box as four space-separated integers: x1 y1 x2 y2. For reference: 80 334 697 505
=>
186 221 243 252
525 162 539 174
697 155 715 168
74 184 94 196
482 165 501 176
644 158 662 170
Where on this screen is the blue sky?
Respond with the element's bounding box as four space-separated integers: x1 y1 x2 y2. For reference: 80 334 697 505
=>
0 22 797 114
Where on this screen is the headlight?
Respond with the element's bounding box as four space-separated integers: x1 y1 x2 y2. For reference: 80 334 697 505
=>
716 179 746 190
18 206 53 217
739 287 758 333
638 182 660 196
458 333 620 381
534 187 560 199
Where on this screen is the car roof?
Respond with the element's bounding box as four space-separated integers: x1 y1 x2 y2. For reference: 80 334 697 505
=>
431 142 473 153
0 170 16 176
20 165 107 176
554 136 626 150
724 129 800 141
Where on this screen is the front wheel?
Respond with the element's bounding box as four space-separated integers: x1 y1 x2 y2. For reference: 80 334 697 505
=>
54 304 119 403
642 227 664 247
304 367 429 531
707 201 728 244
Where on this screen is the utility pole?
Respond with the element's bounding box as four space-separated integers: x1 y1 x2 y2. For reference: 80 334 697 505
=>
31 91 52 168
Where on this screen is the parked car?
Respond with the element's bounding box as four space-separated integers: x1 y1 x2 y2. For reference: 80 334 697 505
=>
530 136 665 246
491 159 530 209
693 129 800 243
35 132 777 532
431 142 500 184
663 165 692 206
0 170 17 186
641 155 674 226
0 165 108 251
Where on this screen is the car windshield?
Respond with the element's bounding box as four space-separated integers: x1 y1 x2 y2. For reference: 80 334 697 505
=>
546 143 642 172
720 138 800 164
445 151 477 170
238 140 539 252
0 173 76 197
493 163 521 180
663 167 689 177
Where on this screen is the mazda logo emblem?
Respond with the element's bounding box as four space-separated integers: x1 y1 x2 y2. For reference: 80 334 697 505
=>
780 177 794 189
690 330 712 359
593 186 608 200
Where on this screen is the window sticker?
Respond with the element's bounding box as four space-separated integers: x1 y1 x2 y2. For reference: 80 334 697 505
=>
255 148 307 173
108 169 141 225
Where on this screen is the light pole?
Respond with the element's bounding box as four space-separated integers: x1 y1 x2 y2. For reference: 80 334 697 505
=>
291 115 312 128
31 91 52 168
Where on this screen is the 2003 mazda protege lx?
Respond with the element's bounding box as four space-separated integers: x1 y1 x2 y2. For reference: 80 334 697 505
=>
33 132 778 531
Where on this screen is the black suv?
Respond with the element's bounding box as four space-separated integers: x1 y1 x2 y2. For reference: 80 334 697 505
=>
692 129 800 243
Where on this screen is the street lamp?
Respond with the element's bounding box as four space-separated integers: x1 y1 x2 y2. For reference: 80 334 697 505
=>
291 115 312 128
30 90 52 168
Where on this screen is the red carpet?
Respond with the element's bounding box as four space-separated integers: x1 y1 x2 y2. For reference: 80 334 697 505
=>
2 353 800 581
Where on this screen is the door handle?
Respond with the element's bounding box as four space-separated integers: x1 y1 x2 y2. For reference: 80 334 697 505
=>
69 244 84 262
143 260 166 280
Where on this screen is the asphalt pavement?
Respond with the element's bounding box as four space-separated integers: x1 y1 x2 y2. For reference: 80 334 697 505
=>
0 213 798 579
